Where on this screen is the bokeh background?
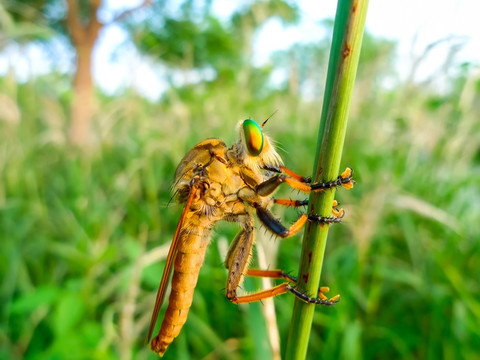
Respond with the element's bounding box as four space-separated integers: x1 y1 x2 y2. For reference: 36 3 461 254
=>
1 1 479 359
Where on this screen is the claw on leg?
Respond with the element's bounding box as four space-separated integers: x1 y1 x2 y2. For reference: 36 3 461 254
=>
317 286 340 303
243 270 341 305
341 167 355 189
318 286 330 300
287 285 340 305
331 200 345 218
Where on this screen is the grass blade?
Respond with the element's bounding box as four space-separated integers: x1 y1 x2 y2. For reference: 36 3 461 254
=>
285 1 369 358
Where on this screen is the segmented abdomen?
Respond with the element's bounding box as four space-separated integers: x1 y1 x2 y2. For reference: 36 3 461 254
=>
151 218 213 356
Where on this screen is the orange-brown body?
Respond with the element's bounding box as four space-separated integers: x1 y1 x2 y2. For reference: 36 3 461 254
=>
150 138 269 355
147 121 354 356
150 214 212 355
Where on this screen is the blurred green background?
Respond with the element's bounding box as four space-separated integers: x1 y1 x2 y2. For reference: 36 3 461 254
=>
1 1 479 359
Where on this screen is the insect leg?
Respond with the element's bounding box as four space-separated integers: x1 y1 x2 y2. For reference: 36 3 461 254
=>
229 281 339 305
256 174 312 196
224 217 256 302
279 165 311 183
273 198 309 207
224 216 340 305
224 223 251 271
273 198 344 218
256 168 354 196
244 269 337 301
227 256 338 305
262 164 311 183
310 167 355 191
255 204 343 239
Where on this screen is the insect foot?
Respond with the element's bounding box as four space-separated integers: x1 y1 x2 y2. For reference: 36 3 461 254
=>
307 210 345 225
331 200 345 218
310 167 355 191
286 284 340 305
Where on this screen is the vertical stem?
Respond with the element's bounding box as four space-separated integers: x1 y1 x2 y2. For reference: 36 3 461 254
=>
285 1 369 359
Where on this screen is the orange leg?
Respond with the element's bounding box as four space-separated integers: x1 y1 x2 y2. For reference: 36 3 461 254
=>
273 198 309 207
246 269 297 282
279 213 308 238
229 281 340 305
245 269 338 301
256 201 344 239
284 177 312 193
274 198 344 218
279 165 311 183
277 168 355 193
256 209 309 238
256 167 354 197
225 221 341 306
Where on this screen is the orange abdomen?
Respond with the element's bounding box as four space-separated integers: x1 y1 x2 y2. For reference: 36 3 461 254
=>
151 222 212 356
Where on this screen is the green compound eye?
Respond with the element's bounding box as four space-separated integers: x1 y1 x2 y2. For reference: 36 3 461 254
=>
243 119 264 156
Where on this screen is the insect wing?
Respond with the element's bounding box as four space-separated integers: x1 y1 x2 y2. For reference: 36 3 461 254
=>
146 186 197 343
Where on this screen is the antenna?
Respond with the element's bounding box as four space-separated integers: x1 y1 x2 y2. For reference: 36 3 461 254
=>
261 110 278 128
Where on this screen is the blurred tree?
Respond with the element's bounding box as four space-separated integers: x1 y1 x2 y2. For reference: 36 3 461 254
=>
2 0 152 146
131 0 299 88
65 0 104 146
2 0 300 143
0 2 54 48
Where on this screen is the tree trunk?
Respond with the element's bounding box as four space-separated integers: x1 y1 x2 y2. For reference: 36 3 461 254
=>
69 42 96 146
65 0 151 146
66 0 102 147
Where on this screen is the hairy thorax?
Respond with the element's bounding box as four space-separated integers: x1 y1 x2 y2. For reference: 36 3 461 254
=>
173 139 258 220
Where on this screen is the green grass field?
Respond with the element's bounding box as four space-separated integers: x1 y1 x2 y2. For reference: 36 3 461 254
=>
1 49 480 359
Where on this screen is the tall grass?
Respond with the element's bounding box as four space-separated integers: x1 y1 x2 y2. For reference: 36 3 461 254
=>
286 0 369 358
1 39 480 360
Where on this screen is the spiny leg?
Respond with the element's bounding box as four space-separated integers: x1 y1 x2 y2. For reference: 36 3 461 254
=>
226 253 339 305
262 164 311 183
273 198 344 218
278 165 311 183
247 206 342 302
256 174 311 195
225 212 342 305
310 167 355 191
229 280 339 305
255 204 344 239
224 217 255 295
258 167 355 196
244 269 339 302
224 218 256 302
284 167 355 193
273 198 309 207
224 218 339 305
245 269 297 283
257 164 314 196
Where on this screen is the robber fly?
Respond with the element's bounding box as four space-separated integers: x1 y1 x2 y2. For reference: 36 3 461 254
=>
146 118 354 356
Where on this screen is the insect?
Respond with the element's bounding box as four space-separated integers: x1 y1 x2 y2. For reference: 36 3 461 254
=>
146 118 354 356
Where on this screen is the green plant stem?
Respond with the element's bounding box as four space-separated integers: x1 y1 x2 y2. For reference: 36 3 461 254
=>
285 1 369 359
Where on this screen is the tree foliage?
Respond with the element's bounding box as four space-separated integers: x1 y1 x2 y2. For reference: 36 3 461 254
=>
130 0 299 82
